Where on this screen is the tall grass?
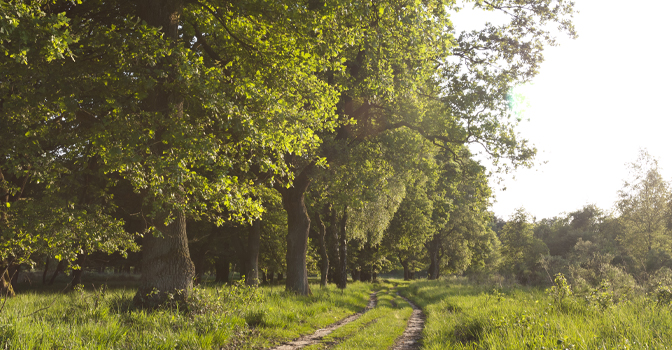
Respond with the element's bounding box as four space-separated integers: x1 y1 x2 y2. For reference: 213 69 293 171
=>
0 281 375 349
401 277 672 350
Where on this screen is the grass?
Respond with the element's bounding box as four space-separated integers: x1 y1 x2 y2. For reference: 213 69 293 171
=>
11 273 668 349
304 281 413 350
0 278 376 350
400 277 672 350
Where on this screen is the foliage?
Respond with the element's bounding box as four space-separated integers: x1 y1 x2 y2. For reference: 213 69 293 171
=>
616 149 672 264
499 208 548 284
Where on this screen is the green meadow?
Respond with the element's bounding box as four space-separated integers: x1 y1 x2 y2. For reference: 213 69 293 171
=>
3 276 672 349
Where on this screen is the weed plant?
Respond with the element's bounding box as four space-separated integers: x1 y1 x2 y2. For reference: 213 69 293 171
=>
401 277 672 349
0 280 375 349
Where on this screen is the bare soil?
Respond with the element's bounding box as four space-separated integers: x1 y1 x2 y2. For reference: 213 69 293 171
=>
391 293 426 350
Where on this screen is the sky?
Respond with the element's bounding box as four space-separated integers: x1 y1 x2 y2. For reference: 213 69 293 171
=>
453 0 672 221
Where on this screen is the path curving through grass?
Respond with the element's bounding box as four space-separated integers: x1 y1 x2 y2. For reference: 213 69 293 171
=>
391 292 426 350
268 291 378 350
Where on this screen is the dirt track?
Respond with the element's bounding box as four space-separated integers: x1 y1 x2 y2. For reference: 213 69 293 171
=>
269 291 378 350
268 289 426 350
391 293 426 350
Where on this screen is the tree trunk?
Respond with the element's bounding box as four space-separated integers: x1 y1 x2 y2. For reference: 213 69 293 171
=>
427 234 441 280
337 207 348 289
134 210 195 306
315 211 329 287
400 257 410 281
133 0 195 307
8 262 19 287
246 220 261 286
268 269 275 283
70 252 87 289
277 164 313 295
0 263 15 298
327 206 341 284
193 246 207 285
215 256 230 283
48 260 66 285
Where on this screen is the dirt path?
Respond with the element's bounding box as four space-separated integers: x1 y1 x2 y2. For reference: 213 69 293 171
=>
391 293 426 350
268 291 378 350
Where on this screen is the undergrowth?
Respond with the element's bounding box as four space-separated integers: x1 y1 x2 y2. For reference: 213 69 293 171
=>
0 280 375 349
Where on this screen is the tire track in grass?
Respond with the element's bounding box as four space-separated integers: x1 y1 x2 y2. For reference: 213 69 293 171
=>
391 292 426 350
268 291 378 350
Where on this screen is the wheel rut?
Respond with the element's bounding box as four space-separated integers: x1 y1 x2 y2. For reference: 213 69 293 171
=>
268 291 378 350
391 292 426 350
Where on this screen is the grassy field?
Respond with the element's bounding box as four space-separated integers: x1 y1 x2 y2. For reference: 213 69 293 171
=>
400 277 672 350
5 274 672 349
0 277 377 350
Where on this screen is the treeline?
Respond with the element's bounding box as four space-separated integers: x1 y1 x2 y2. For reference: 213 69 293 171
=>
0 0 577 305
496 150 672 297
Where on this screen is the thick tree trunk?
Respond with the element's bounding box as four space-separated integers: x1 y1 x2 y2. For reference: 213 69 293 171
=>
134 211 195 306
315 212 329 287
277 164 313 295
246 220 261 286
70 253 87 289
133 0 195 307
337 207 348 289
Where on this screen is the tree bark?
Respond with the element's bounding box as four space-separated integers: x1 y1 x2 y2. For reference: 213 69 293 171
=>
337 207 348 289
246 220 261 286
315 211 329 287
277 163 313 295
134 210 195 306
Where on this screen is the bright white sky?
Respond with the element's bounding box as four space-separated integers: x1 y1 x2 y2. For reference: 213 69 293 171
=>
454 0 672 220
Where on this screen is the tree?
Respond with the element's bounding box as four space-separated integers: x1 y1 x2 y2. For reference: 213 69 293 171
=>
277 0 576 294
616 150 672 269
427 151 497 279
499 208 548 284
1 0 342 303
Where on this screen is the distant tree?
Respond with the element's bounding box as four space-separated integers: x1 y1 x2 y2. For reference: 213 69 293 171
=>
499 208 548 284
616 150 672 268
